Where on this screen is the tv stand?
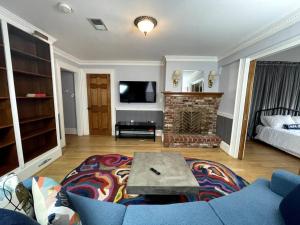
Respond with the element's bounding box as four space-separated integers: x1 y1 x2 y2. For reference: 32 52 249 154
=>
115 121 156 142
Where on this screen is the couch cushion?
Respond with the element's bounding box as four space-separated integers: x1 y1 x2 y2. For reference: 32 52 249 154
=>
279 184 300 225
270 169 300 197
67 191 126 225
122 201 223 225
0 208 39 225
209 179 285 225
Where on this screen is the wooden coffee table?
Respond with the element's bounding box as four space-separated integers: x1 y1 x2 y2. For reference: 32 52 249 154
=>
126 152 199 195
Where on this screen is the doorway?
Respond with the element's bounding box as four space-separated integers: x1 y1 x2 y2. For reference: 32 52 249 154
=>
86 74 112 135
61 69 77 135
238 45 300 159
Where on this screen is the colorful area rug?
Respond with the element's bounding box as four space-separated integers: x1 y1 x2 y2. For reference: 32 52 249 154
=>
60 154 248 205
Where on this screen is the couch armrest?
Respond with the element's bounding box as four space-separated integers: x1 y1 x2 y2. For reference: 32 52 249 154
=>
270 169 300 197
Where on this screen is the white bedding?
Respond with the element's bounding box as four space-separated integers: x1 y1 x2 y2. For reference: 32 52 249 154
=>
255 125 300 158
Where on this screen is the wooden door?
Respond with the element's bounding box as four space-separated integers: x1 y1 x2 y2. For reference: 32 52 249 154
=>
238 60 257 159
87 74 111 135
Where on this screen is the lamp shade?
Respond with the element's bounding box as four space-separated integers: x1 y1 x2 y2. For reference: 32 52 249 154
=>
134 16 157 36
137 19 155 33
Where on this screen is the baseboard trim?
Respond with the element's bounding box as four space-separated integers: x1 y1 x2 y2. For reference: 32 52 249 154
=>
220 141 230 153
156 130 162 136
65 128 77 135
16 146 62 180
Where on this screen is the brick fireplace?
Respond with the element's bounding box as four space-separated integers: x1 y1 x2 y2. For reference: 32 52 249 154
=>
163 92 223 148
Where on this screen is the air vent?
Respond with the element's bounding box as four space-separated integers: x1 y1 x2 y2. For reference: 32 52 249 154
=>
88 18 108 31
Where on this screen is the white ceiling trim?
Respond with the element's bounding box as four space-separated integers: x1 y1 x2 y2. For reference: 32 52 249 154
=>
219 8 300 61
54 47 163 66
0 5 56 44
165 55 218 62
80 60 163 66
54 47 81 65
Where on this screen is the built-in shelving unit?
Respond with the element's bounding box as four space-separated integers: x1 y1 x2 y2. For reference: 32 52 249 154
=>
8 24 57 163
0 23 18 175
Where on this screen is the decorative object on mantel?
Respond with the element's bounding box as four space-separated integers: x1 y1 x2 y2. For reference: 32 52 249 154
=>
208 70 217 88
134 16 157 36
162 92 223 148
172 70 182 87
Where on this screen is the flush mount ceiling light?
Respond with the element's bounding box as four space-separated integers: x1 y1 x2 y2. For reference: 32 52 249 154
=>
57 2 73 14
134 16 157 36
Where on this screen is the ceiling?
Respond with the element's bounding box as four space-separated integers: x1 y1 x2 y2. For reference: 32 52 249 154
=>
0 0 300 60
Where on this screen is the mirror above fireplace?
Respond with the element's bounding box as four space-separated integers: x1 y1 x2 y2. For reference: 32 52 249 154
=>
181 70 205 92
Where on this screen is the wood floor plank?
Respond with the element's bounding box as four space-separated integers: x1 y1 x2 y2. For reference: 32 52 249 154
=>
36 135 300 183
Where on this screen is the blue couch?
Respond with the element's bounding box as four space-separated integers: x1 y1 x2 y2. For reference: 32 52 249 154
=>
68 169 300 225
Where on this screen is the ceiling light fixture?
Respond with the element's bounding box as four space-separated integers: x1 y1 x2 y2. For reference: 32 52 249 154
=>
134 16 157 36
57 2 73 14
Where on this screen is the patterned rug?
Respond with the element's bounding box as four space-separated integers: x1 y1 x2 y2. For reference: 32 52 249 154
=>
60 154 248 205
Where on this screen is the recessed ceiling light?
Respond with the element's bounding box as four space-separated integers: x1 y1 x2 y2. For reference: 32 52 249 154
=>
57 2 73 14
134 16 157 36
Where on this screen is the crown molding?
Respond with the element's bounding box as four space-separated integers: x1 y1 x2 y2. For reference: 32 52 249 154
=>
219 8 300 61
165 55 218 62
0 6 56 44
53 47 81 65
80 60 163 66
54 47 163 66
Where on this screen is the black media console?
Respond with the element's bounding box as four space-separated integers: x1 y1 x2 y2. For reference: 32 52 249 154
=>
115 121 156 142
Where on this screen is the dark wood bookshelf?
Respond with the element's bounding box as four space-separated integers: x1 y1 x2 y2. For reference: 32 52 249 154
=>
0 140 16 149
13 69 52 79
0 24 18 175
0 124 13 129
8 24 57 163
20 115 55 125
16 96 53 99
10 47 51 63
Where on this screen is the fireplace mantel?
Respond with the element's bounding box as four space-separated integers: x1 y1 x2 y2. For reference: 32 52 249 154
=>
162 92 223 97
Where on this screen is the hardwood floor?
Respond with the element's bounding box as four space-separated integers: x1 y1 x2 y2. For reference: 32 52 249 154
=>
37 135 300 183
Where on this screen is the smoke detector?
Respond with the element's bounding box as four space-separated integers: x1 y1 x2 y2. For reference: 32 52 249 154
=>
88 18 108 31
57 2 73 14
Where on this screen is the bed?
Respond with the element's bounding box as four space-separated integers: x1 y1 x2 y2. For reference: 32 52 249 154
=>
253 107 300 158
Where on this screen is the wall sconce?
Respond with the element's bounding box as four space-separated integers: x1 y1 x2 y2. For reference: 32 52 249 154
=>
172 70 182 87
208 70 217 88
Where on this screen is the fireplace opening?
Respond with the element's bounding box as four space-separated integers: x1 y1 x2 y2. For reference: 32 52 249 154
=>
173 108 209 135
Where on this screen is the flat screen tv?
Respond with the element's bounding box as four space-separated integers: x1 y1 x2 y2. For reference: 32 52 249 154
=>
119 81 156 103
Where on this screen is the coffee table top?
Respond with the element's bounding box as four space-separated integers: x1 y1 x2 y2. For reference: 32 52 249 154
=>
126 152 199 195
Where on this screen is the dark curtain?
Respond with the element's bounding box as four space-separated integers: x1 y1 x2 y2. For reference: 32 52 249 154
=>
248 61 300 137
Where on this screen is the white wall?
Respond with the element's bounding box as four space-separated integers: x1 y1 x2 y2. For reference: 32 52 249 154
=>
165 61 219 92
260 45 300 62
218 61 240 117
82 64 164 111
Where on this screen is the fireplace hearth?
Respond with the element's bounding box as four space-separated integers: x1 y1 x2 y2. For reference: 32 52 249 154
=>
163 92 223 148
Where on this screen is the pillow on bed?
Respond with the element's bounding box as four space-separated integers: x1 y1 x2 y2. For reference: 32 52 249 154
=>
292 116 300 123
261 115 295 128
283 124 300 130
260 115 270 126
